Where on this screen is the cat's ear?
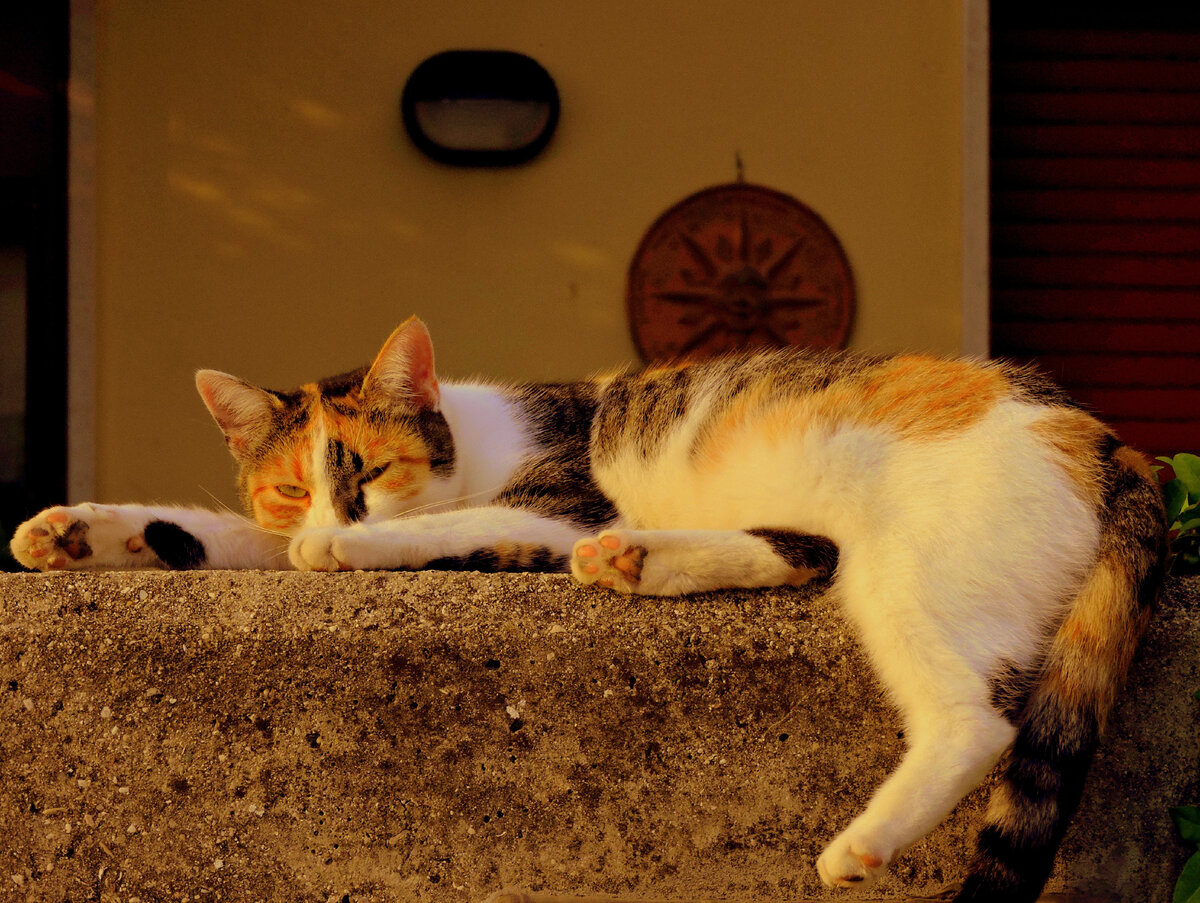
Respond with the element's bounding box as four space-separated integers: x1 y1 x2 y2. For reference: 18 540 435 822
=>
195 369 280 460
361 316 441 412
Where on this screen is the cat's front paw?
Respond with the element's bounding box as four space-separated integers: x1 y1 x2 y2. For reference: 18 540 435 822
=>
816 831 890 889
289 525 410 571
11 504 151 571
289 526 358 571
571 531 647 593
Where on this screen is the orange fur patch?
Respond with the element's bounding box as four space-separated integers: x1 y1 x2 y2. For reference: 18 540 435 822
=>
1114 444 1153 480
832 356 1007 438
694 356 1006 467
247 438 314 529
1045 550 1146 727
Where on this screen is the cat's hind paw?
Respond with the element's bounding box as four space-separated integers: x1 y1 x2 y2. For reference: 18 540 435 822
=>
571 531 647 593
816 833 890 889
11 504 151 571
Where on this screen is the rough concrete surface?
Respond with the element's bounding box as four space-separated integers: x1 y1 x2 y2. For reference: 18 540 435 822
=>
0 570 1197 903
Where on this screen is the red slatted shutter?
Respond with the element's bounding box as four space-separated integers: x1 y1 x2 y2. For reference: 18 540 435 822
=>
990 19 1200 458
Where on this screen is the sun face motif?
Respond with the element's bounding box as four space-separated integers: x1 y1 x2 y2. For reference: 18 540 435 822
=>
626 184 855 361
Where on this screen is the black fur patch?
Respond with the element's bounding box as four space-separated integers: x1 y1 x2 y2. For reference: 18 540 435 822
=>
495 449 617 530
956 824 1052 902
315 365 368 396
1000 362 1082 410
144 520 207 569
987 660 1037 725
57 520 93 560
957 700 1098 903
326 438 369 523
412 410 456 476
498 383 617 530
425 546 569 573
746 528 839 576
592 369 694 465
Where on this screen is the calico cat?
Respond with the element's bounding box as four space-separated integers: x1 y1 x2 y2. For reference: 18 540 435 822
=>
11 316 1165 901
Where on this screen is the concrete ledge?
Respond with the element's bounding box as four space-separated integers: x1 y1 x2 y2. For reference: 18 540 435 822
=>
2 571 1197 902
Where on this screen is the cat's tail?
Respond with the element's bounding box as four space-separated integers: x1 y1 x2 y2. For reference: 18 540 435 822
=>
956 444 1167 903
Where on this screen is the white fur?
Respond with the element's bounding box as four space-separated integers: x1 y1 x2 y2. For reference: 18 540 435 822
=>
289 505 583 572
303 410 339 528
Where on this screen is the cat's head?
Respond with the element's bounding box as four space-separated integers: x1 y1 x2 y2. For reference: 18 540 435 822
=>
195 317 456 533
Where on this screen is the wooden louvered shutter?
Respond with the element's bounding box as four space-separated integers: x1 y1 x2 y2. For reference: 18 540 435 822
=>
990 21 1200 459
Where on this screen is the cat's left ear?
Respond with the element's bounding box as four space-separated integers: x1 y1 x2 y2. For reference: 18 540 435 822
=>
362 316 441 412
195 369 281 460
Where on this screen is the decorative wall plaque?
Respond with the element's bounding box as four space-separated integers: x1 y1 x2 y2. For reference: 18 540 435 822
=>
626 183 855 361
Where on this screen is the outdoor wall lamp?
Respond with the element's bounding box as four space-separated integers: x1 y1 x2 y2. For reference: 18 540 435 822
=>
400 50 560 166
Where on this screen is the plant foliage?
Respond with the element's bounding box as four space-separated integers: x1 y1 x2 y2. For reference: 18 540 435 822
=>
1158 453 1200 576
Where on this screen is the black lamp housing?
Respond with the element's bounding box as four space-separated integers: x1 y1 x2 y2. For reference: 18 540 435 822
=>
400 50 560 167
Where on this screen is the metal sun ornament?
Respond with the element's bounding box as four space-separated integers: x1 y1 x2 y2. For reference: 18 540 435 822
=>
626 181 855 361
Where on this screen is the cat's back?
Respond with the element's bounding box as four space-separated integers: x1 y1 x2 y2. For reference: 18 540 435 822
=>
591 345 1086 457
587 346 1124 537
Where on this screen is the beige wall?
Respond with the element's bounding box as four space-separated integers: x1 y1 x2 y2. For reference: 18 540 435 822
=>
84 0 971 509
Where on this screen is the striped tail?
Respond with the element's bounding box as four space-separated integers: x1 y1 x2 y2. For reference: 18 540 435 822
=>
956 446 1167 902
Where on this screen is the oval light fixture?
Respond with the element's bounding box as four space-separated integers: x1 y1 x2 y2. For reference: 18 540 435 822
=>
400 50 560 166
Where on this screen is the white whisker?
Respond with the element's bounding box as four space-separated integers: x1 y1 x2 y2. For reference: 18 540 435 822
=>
197 486 291 539
389 482 506 520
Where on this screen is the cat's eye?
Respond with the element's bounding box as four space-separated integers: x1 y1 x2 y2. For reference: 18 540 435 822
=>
276 484 309 499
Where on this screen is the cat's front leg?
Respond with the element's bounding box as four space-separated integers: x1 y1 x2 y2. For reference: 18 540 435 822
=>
288 507 583 573
12 504 157 571
12 504 289 571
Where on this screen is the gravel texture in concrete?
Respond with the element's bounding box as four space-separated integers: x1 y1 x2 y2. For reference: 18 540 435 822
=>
1 571 1197 902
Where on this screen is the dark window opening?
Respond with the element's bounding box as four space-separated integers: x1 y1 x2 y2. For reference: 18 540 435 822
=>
991 7 1200 460
0 4 69 570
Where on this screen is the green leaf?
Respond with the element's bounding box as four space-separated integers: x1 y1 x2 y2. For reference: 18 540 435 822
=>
1180 518 1200 536
1194 688 1200 702
1172 454 1200 497
1166 481 1191 527
1173 806 1200 844
1176 850 1200 903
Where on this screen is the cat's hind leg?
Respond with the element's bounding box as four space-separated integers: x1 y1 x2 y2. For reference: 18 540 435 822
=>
816 699 1015 887
570 527 837 595
815 557 1019 888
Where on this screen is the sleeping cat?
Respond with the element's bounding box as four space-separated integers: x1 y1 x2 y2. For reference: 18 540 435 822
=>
11 316 1165 902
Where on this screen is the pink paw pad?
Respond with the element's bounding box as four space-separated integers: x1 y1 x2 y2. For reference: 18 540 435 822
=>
613 554 639 574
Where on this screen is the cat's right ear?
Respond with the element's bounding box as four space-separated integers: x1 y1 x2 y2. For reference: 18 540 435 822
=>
195 370 279 460
361 316 441 413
